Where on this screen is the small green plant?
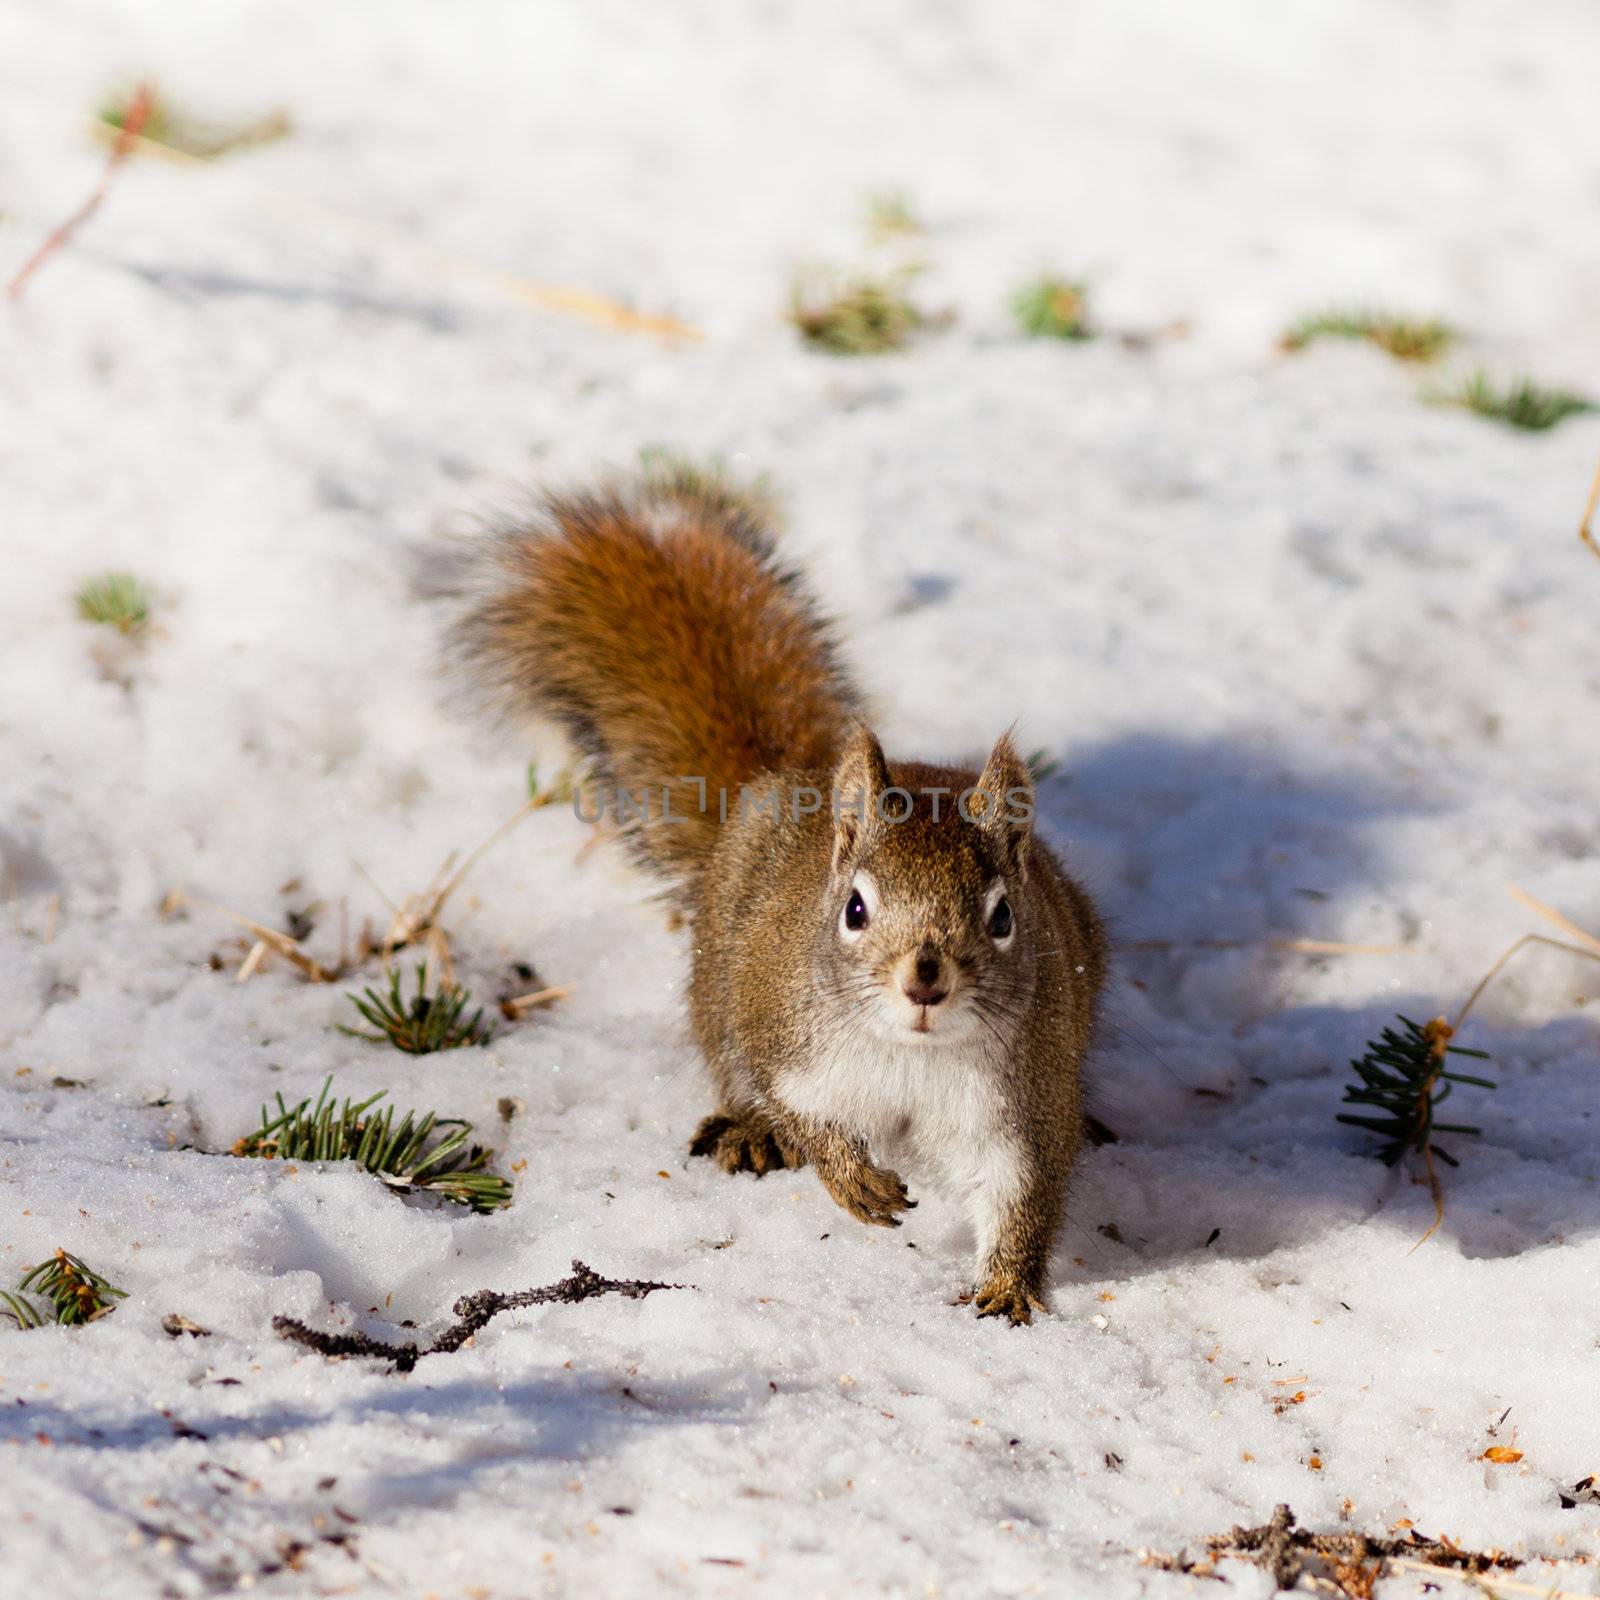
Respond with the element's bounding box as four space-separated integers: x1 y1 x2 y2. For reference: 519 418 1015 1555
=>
2 1250 127 1328
233 1077 513 1212
342 963 495 1054
1441 370 1595 433
75 572 150 635
789 272 923 355
863 188 923 242
99 85 291 160
1337 1014 1493 1168
1280 307 1455 363
637 445 781 531
1011 275 1092 341
1025 748 1062 783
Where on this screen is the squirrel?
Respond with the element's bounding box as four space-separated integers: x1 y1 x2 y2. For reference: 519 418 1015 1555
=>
453 469 1106 1324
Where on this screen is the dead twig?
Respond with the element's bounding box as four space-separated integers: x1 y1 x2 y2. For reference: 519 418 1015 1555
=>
1203 1503 1523 1599
274 1259 685 1373
9 82 152 301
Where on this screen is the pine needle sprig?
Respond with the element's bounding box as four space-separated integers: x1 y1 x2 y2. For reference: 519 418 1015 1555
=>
1281 307 1455 362
1441 370 1595 432
1011 275 1093 341
75 572 151 635
233 1077 513 1212
1338 1014 1494 1168
789 271 924 355
8 1250 128 1326
340 963 495 1053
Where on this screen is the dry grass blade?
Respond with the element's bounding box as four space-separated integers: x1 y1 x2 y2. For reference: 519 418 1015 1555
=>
369 776 569 967
9 83 153 300
89 119 697 341
499 982 574 1020
163 890 340 983
1387 1558 1592 1599
1503 883 1600 959
1581 452 1600 563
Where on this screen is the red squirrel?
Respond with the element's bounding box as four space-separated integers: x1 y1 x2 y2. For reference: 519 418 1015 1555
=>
455 469 1105 1322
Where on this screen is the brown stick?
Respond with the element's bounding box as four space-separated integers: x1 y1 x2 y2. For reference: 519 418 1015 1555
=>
274 1259 685 1373
9 84 153 301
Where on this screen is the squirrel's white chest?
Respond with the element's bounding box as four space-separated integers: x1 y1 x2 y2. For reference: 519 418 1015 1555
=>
774 1031 1018 1195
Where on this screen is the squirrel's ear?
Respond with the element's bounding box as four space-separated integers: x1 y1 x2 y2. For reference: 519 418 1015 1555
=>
974 730 1034 882
831 725 891 873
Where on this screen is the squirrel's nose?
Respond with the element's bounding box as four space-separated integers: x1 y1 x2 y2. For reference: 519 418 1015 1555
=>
904 952 948 1007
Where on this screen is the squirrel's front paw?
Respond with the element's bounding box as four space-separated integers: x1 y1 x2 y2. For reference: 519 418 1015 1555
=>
818 1158 916 1228
966 1274 1046 1326
688 1112 801 1177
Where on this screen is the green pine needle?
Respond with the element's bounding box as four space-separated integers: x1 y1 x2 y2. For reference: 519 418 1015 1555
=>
1441 370 1596 433
8 1250 128 1326
1 1289 47 1330
1281 307 1455 363
75 572 151 635
233 1076 513 1213
1011 275 1093 341
1337 1013 1494 1168
341 963 495 1054
790 272 923 356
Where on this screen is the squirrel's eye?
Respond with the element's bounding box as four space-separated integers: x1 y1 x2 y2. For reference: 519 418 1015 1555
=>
844 889 869 931
987 896 1013 940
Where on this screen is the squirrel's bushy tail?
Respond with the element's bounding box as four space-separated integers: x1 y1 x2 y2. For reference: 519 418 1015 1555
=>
453 472 861 884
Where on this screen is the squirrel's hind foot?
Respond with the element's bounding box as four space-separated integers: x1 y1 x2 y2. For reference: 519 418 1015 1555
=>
963 1276 1047 1327
689 1111 804 1177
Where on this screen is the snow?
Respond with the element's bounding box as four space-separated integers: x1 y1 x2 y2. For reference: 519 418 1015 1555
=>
3 1 1600 1594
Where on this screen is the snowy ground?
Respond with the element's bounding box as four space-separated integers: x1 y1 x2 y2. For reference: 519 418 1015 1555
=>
3 2 1600 1595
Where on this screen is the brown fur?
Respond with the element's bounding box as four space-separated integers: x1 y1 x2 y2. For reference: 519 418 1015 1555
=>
456 472 1106 1323
454 482 858 883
